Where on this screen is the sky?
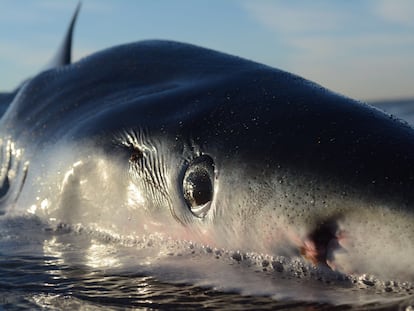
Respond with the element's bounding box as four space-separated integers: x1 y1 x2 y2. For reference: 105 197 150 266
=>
0 0 414 101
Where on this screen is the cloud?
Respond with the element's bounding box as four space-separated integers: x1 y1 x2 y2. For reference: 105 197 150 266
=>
0 42 49 67
289 48 414 101
374 0 414 26
0 6 52 24
241 0 414 100
289 33 414 58
242 1 345 34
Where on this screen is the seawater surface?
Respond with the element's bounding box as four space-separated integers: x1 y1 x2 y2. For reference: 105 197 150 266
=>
0 214 413 310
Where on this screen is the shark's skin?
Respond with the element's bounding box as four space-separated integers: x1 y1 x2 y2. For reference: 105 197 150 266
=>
0 10 413 282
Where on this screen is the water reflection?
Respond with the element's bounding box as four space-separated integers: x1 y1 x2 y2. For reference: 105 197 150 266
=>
85 239 121 269
1 214 412 310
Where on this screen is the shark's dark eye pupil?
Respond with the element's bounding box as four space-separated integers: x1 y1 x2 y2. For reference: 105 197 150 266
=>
182 155 215 218
184 170 212 206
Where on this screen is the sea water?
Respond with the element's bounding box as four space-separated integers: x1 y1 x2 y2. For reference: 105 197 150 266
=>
0 213 413 310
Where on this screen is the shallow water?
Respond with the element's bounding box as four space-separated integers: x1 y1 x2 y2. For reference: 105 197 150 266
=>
0 215 412 310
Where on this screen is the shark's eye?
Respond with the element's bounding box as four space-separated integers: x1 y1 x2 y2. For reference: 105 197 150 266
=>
183 155 215 218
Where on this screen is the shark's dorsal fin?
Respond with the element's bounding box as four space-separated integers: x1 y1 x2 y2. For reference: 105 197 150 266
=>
45 2 81 70
0 3 81 118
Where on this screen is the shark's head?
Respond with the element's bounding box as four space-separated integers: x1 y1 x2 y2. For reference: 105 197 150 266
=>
1 6 413 283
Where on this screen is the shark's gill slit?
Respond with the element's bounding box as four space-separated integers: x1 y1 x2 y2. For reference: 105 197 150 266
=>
13 161 29 205
0 140 28 212
0 140 12 198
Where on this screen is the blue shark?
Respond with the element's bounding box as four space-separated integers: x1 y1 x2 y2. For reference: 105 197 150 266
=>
0 5 413 283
